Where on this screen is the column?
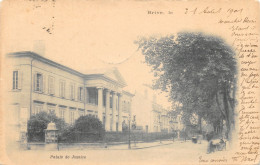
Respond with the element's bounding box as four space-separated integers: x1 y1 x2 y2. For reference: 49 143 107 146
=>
112 91 117 132
105 89 110 131
118 94 123 132
97 87 103 122
85 87 88 104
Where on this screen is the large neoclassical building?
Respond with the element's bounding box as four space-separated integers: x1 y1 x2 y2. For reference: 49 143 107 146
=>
6 51 134 139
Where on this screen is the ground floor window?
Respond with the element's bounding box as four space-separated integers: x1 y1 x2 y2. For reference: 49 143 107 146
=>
59 107 66 120
78 109 85 117
70 110 75 124
47 105 56 114
33 103 43 115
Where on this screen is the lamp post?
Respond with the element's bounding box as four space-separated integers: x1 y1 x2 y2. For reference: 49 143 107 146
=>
159 121 162 144
159 115 162 143
128 114 131 149
132 115 136 147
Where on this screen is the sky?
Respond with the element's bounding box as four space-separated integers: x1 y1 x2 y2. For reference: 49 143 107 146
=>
2 0 257 108
2 0 178 108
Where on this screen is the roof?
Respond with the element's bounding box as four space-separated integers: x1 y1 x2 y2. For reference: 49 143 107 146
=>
7 51 128 87
84 67 127 87
8 51 84 77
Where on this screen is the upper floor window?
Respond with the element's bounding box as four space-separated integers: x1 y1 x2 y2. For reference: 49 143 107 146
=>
122 101 129 112
123 101 126 112
59 80 66 98
48 76 55 95
70 83 75 100
87 88 98 105
12 70 22 90
127 102 130 112
34 73 43 92
13 71 18 89
78 87 84 101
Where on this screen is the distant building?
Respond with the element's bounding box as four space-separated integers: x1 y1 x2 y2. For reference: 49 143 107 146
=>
131 84 172 133
6 51 134 142
170 114 184 132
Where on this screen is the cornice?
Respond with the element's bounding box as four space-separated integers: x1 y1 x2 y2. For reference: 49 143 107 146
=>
122 90 135 97
7 51 128 87
85 74 126 88
8 51 85 77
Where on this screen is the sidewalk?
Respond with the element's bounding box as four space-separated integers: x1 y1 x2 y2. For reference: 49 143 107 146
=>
28 140 178 150
107 140 175 150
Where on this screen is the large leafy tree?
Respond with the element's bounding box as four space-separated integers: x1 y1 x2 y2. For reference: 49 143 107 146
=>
136 32 237 139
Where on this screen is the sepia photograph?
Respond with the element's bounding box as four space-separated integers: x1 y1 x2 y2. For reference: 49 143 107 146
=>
0 0 259 165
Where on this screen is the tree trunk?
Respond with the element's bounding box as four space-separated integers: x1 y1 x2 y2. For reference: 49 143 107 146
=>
223 86 231 140
198 115 202 134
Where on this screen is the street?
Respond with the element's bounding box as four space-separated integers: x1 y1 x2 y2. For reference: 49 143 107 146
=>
3 140 233 165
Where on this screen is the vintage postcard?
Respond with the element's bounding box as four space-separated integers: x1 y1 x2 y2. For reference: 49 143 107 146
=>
0 0 259 164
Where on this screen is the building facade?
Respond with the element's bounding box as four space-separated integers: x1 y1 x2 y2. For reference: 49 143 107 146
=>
6 51 134 142
131 84 172 133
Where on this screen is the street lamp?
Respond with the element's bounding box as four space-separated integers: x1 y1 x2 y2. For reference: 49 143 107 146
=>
159 121 162 143
128 114 131 149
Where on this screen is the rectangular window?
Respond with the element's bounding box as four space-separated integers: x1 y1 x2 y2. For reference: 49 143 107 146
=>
127 102 130 112
59 80 66 98
123 101 129 112
13 71 18 89
78 87 83 101
47 105 56 114
35 73 43 92
123 101 126 112
33 104 43 115
70 83 75 100
48 76 55 95
59 107 66 120
87 88 97 105
70 111 75 124
78 109 85 117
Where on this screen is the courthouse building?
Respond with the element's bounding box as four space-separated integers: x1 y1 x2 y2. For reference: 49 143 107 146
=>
6 51 134 141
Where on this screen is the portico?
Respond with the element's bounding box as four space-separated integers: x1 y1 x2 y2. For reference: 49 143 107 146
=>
84 68 132 132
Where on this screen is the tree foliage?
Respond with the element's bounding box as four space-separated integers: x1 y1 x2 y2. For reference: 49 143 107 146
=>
27 111 66 142
136 32 237 139
74 115 104 133
59 115 105 142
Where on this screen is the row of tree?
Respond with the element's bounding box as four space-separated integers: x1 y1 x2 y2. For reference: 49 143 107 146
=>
135 32 237 140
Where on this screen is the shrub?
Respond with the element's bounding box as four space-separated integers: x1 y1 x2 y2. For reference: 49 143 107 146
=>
27 111 66 142
59 115 105 143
